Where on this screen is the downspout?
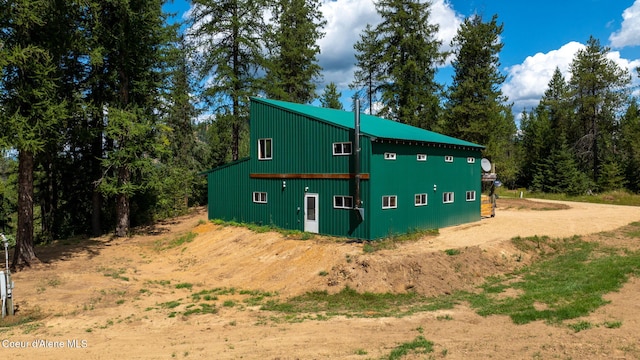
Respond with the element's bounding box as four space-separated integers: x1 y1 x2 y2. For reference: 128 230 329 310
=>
354 99 364 220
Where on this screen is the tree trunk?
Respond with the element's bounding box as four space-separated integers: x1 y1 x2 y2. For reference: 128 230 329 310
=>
114 166 130 237
12 150 38 270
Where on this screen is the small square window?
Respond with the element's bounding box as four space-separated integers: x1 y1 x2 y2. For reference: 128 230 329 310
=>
333 142 352 155
258 139 272 160
333 196 354 209
443 192 454 204
384 152 396 160
253 191 267 203
415 193 427 206
466 191 476 201
417 154 427 161
467 157 476 163
382 195 397 209
445 155 454 163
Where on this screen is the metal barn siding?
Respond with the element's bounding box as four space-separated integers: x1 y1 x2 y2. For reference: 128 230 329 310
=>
207 158 251 222
249 100 371 175
244 178 369 239
368 141 482 239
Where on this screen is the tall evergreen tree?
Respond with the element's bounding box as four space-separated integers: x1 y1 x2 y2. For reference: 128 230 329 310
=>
92 0 175 237
568 36 631 186
319 82 343 110
264 0 326 104
371 0 445 128
619 99 640 192
351 23 383 115
188 0 268 161
0 0 68 267
443 14 516 182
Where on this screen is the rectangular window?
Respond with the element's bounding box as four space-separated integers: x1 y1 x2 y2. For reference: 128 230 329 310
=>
384 152 396 160
382 195 397 209
443 192 454 204
414 193 427 206
258 138 272 160
445 155 454 163
466 191 476 202
333 142 352 155
333 196 354 209
467 157 476 163
253 192 267 204
417 154 427 161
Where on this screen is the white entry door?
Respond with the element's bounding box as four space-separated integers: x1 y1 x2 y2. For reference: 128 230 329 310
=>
304 194 319 233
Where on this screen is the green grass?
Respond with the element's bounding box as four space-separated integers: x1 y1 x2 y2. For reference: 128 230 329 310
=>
211 219 314 239
154 232 197 251
99 267 129 281
465 236 640 324
444 248 460 256
497 188 640 206
260 286 456 319
385 335 433 360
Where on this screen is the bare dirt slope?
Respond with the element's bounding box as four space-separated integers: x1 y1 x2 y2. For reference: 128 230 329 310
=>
1 198 640 359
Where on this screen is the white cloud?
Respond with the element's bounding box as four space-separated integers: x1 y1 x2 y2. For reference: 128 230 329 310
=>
609 0 640 48
318 0 463 88
502 42 584 114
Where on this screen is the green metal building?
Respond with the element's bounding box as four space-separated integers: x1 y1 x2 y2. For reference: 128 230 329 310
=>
206 97 484 240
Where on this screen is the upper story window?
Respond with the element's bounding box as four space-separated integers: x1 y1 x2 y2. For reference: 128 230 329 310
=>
466 191 476 202
258 138 272 160
333 196 353 209
253 191 267 204
384 152 396 160
333 142 352 155
443 192 454 204
417 154 427 161
445 155 454 163
467 157 476 164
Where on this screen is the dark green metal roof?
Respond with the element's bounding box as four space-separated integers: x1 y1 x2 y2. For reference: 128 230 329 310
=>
252 97 484 149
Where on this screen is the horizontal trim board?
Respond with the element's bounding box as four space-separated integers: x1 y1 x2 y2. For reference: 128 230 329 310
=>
251 173 370 180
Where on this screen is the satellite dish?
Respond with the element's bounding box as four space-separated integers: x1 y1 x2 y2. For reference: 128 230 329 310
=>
481 158 492 172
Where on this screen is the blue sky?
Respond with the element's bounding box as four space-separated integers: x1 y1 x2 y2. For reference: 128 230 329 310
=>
165 0 640 119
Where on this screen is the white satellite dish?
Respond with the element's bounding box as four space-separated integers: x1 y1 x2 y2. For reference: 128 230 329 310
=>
481 158 492 172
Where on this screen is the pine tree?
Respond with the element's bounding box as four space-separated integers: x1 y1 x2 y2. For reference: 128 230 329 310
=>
319 82 343 110
264 0 326 104
568 36 631 186
351 24 383 115
0 0 68 267
619 100 640 192
443 14 516 183
372 0 445 128
188 0 268 161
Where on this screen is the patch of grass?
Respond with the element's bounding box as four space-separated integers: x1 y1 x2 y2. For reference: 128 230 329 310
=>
436 314 453 321
318 270 328 276
515 189 640 207
183 303 217 316
0 307 44 330
568 320 593 332
99 267 129 281
154 232 197 251
159 300 181 309
261 286 456 319
385 335 433 360
444 248 460 256
361 228 439 253
354 348 368 355
604 320 622 329
175 283 193 290
466 236 640 324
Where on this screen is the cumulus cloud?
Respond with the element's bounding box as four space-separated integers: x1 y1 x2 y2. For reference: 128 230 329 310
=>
609 0 640 48
502 42 584 115
318 0 463 88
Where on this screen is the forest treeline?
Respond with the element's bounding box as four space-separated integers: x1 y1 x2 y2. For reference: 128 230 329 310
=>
1 0 639 267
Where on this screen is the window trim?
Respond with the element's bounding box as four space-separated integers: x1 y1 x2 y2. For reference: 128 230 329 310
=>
466 191 476 202
444 155 454 163
258 138 272 160
333 195 354 209
467 157 476 164
382 195 397 209
414 193 428 206
333 142 352 156
384 152 397 160
417 154 427 161
253 191 267 204
443 192 454 204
